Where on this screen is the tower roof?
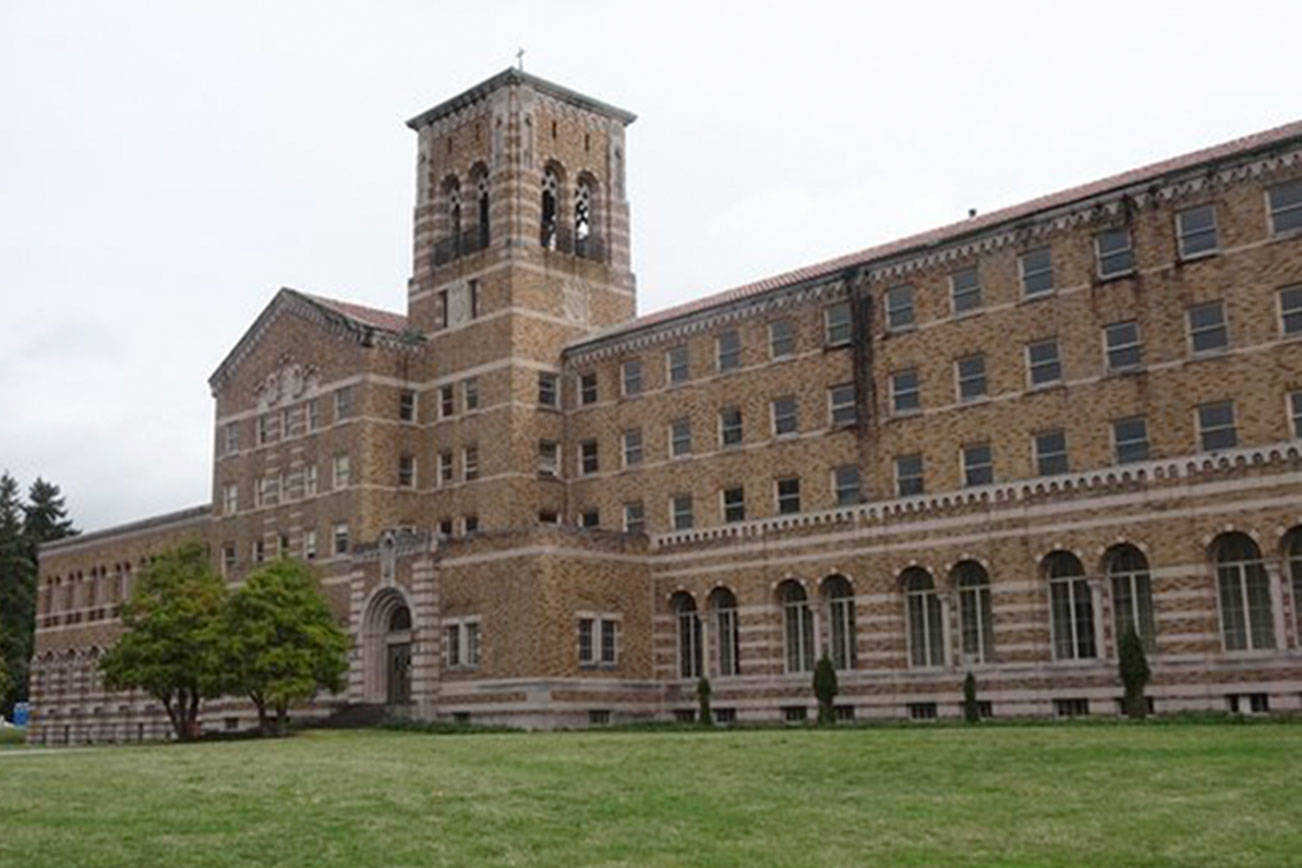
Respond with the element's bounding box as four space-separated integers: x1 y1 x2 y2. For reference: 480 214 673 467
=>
405 68 637 130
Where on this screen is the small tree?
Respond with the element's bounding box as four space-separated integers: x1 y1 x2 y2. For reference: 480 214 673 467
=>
813 655 838 725
696 677 713 727
1118 626 1151 720
100 540 231 741
963 671 980 724
224 558 349 735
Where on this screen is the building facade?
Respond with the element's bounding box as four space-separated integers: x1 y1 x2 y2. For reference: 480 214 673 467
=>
28 70 1302 742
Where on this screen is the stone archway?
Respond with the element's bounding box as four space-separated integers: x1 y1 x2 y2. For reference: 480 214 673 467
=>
361 587 413 705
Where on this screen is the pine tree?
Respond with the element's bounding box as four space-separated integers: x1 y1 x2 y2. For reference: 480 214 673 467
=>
0 472 33 717
696 676 712 727
1118 626 1151 720
813 655 838 725
963 671 980 724
22 478 77 559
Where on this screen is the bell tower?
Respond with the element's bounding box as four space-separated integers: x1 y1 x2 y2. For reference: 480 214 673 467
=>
403 70 637 530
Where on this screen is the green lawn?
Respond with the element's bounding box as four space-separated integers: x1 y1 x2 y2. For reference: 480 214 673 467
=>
0 723 1298 866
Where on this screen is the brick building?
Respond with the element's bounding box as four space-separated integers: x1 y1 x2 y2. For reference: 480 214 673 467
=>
27 70 1302 742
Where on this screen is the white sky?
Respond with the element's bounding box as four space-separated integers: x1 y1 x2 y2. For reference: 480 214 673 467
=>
2 0 1299 532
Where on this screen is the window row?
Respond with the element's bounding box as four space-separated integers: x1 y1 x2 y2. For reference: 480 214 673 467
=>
220 522 350 573
883 181 1302 330
222 386 357 455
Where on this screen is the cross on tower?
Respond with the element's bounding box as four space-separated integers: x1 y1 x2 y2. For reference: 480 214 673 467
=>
516 47 525 71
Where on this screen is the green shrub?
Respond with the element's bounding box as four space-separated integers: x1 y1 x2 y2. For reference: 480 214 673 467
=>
696 677 713 727
963 672 980 724
813 655 838 725
1118 626 1151 719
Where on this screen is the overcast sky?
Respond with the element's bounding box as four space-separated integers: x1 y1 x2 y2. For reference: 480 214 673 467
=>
2 1 1299 532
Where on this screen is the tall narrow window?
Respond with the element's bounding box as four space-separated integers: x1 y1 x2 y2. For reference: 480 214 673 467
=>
709 587 740 676
833 465 860 506
672 593 702 680
825 302 852 345
772 396 798 436
1177 204 1217 257
666 345 689 385
886 286 915 331
1035 430 1068 476
719 407 743 447
1020 247 1053 297
778 580 814 673
769 319 796 358
670 418 692 457
1213 533 1274 651
902 568 944 667
580 440 599 475
1046 551 1095 660
623 501 645 534
1106 545 1155 652
956 355 987 401
1279 285 1302 336
962 443 993 487
446 179 463 253
950 267 982 314
671 494 693 530
579 372 598 405
717 330 741 370
1113 417 1149 464
722 486 745 523
621 360 643 396
622 428 643 467
398 390 416 422
1285 528 1302 642
1026 339 1062 387
1268 179 1302 234
1187 300 1228 354
1096 228 1134 277
1104 321 1142 371
574 176 593 255
538 372 558 407
1197 400 1237 451
540 166 559 248
823 575 856 670
775 477 801 514
895 454 924 497
828 384 856 426
475 169 490 249
891 369 920 414
953 561 993 664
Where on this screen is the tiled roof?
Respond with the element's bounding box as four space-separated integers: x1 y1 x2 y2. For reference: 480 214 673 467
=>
302 292 410 334
576 118 1302 347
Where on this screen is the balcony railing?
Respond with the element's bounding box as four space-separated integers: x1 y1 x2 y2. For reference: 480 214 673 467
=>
539 221 606 262
431 226 489 267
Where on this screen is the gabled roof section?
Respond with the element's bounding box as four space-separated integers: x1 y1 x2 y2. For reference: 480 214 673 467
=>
406 68 637 130
208 287 416 392
568 118 1302 352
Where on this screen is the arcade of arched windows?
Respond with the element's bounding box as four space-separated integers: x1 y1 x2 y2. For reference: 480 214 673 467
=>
430 162 492 266
38 560 136 627
666 527 1302 680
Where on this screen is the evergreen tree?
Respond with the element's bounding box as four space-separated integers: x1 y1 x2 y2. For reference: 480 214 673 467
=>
813 655 838 725
223 558 349 735
696 676 712 727
100 540 232 740
963 671 980 724
22 478 77 559
0 472 34 717
1118 626 1151 720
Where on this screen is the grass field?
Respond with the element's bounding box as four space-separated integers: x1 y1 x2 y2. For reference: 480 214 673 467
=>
1 722 1299 866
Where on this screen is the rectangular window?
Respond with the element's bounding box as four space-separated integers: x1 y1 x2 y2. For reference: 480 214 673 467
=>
719 407 743 447
398 390 416 422
776 477 801 514
950 267 982 314
828 384 857 426
398 454 415 487
538 372 558 407
623 501 645 534
444 625 460 668
438 518 453 537
1279 286 1302 336
834 465 860 506
580 510 599 528
825 301 852 345
1291 392 1302 438
600 619 618 664
253 538 265 564
463 445 479 481
223 483 238 515
464 378 479 411
1020 247 1053 297
770 319 795 358
891 369 920 414
621 360 643 396
436 289 448 329
1096 228 1134 277
666 345 689 384
257 414 270 445
577 372 598 405
670 418 692 457
464 515 478 534
1113 417 1149 464
281 407 292 440
956 355 987 401
440 384 455 418
962 443 993 487
1177 204 1218 257
716 331 741 370
622 428 643 467
468 279 480 319
1027 338 1062 387
1198 401 1237 451
304 464 318 496
886 285 915 331
335 386 354 419
223 422 239 455
1035 430 1068 476
1188 300 1228 354
333 522 349 555
580 440 599 475
439 451 454 485
896 454 924 497
303 530 316 561
772 396 798 436
306 399 319 431
538 440 558 477
1269 179 1302 234
1104 321 1142 371
722 486 745 523
332 454 350 488
671 494 693 530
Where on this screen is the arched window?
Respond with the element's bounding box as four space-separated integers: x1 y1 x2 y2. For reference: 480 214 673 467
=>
1106 545 1155 651
1213 533 1274 651
821 575 856 670
708 587 740 676
953 561 993 663
671 592 702 679
778 580 814 673
388 605 412 632
574 173 597 258
540 165 560 249
1046 552 1096 659
470 162 490 249
902 568 944 667
442 176 463 251
1287 528 1302 643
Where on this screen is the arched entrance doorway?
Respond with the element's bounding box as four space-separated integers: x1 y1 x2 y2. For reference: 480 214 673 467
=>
361 588 414 706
